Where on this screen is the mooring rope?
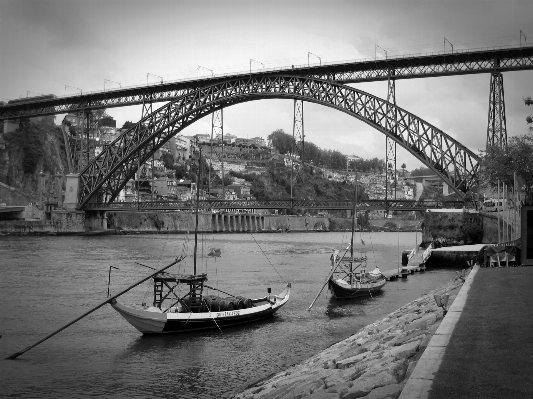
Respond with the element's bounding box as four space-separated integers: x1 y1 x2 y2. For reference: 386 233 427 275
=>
250 233 286 282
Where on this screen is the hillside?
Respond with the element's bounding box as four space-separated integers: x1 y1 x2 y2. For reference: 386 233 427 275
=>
0 119 68 205
0 120 364 209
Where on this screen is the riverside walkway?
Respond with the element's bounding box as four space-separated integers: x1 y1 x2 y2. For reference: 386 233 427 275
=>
400 265 533 399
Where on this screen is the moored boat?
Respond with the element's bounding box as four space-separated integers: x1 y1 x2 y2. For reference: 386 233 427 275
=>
110 143 291 334
111 274 290 334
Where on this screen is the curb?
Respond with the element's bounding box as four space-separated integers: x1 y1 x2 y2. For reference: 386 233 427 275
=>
398 265 480 399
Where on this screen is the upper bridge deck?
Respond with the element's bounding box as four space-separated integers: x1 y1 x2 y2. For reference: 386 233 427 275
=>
1 44 532 120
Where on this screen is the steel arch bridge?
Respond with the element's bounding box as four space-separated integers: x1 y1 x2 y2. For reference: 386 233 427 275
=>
78 75 480 209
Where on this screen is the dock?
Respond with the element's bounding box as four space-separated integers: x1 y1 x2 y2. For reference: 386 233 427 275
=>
425 244 485 268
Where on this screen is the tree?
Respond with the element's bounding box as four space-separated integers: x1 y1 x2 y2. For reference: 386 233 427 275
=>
121 121 135 130
481 135 533 205
410 166 433 177
160 152 174 170
268 129 293 154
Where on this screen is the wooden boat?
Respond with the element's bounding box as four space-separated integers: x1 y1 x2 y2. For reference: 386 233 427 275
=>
110 274 290 334
110 144 291 334
328 262 386 299
308 176 386 310
327 172 386 299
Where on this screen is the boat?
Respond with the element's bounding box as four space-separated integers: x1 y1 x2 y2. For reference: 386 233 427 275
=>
327 172 386 299
309 173 386 310
110 145 291 334
110 274 290 334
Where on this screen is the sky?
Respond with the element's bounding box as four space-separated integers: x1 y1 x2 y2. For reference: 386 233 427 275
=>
1 0 532 170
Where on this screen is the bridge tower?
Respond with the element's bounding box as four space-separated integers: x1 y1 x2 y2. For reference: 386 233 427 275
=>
291 100 304 198
385 70 397 203
140 98 156 201
486 72 507 149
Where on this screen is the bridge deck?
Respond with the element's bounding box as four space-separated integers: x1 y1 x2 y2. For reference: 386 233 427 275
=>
1 45 532 120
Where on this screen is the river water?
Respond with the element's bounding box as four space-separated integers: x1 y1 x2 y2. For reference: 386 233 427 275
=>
0 232 459 398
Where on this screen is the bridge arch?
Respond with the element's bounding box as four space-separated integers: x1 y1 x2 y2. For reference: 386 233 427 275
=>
78 75 480 208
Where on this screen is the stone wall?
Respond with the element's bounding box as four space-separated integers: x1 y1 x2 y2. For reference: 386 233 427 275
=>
236 273 467 399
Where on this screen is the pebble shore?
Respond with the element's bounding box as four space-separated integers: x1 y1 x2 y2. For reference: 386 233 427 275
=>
235 270 469 399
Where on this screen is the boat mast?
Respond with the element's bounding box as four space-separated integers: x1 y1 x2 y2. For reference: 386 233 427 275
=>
193 145 202 275
350 169 357 285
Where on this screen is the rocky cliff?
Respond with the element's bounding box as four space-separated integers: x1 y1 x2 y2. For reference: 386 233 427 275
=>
0 119 68 204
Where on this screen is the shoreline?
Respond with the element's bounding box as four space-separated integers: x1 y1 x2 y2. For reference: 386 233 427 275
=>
0 227 423 237
234 271 469 399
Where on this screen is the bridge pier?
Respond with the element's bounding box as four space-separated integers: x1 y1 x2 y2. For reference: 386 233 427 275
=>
84 210 107 231
63 174 80 211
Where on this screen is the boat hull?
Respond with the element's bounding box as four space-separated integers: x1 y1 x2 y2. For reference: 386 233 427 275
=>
328 277 386 299
111 284 290 334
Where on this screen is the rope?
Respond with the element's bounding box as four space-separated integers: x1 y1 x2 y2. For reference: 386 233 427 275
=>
250 233 286 282
203 298 223 334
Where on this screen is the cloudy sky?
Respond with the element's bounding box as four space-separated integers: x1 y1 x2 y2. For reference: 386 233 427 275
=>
1 0 532 169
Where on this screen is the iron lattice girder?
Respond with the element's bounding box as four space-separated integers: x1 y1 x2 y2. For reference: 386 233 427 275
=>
84 199 475 212
2 46 533 120
78 75 481 208
486 72 507 148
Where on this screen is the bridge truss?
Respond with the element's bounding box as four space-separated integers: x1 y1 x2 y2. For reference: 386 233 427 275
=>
1 45 531 120
84 199 475 212
76 75 480 209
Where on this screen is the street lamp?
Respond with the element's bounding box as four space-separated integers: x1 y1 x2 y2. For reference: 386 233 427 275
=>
375 45 387 60
147 73 163 85
250 59 264 74
308 52 321 67
444 37 453 53
65 85 82 95
197 65 214 78
104 79 121 92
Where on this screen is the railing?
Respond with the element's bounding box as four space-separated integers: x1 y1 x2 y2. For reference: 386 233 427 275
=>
84 199 477 211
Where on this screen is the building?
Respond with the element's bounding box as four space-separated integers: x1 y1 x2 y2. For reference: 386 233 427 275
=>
251 136 267 147
412 175 450 196
226 184 251 199
194 133 211 143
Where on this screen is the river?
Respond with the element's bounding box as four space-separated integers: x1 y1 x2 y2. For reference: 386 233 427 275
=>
0 232 459 398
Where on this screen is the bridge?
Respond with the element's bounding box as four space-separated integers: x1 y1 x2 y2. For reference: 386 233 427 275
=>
84 199 475 212
1 45 531 119
2 45 531 211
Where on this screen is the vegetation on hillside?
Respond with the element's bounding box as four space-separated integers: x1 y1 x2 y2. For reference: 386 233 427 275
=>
481 136 533 205
267 129 384 173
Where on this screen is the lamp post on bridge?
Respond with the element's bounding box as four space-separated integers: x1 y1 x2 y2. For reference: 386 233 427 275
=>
444 37 454 53
375 45 387 60
250 59 264 74
308 52 321 67
197 65 214 78
104 79 121 92
147 73 163 85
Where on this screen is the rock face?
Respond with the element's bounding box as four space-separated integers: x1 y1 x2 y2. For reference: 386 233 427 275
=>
0 119 67 204
234 274 467 399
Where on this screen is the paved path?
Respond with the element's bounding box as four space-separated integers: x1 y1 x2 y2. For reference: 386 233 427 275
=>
401 265 533 399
